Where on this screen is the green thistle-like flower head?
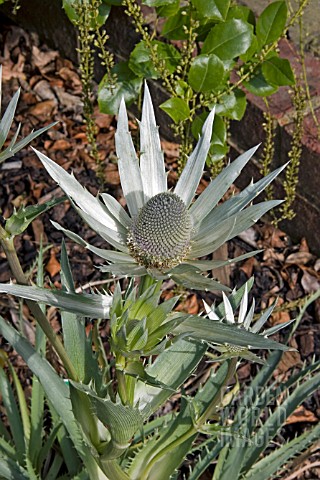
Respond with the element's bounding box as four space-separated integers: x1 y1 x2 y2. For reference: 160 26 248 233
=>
127 192 192 270
33 83 286 293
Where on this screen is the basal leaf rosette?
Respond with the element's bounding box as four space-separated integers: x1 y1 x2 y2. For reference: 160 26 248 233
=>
33 84 286 292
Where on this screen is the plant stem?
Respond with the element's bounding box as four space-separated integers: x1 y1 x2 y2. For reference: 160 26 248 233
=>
0 228 78 380
140 358 238 479
116 354 128 405
198 358 237 424
100 459 130 480
138 274 157 296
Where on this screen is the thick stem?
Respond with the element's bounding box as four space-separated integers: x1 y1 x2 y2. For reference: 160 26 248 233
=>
141 358 238 480
100 459 130 480
0 229 78 380
138 274 157 296
198 357 237 424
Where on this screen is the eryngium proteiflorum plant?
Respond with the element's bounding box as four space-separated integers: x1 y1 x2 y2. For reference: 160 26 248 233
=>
31 83 286 293
0 78 318 480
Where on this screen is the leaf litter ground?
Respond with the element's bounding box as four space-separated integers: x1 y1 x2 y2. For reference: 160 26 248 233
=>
0 22 319 480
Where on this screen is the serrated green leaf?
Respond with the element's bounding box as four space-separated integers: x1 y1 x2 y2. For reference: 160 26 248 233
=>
0 453 30 480
0 368 25 463
134 338 207 418
70 382 143 460
0 88 20 150
0 318 110 479
173 316 290 351
0 122 57 164
202 19 253 60
243 423 320 480
5 196 66 236
262 57 295 86
241 372 320 474
160 97 190 123
256 1 287 47
128 400 197 479
0 284 112 319
188 54 225 93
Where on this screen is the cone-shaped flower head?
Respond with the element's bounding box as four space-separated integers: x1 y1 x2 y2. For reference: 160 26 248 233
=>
33 84 286 293
128 192 192 270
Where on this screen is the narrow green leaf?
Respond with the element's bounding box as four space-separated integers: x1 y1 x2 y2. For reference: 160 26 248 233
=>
0 318 110 479
134 338 207 418
173 316 290 351
0 284 112 319
0 368 25 462
0 88 20 150
243 423 320 480
0 122 57 164
242 372 320 472
0 453 30 480
5 196 66 236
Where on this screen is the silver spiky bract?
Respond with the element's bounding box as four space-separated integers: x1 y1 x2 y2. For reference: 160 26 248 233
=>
204 282 295 363
33 83 286 293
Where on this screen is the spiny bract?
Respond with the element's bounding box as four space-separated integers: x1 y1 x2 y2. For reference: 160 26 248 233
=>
33 83 286 293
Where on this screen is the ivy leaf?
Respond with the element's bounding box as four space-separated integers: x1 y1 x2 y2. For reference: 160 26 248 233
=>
160 97 190 123
191 0 230 21
129 40 180 79
256 1 287 47
244 68 278 97
188 54 225 93
202 19 253 60
98 62 142 115
262 57 295 86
